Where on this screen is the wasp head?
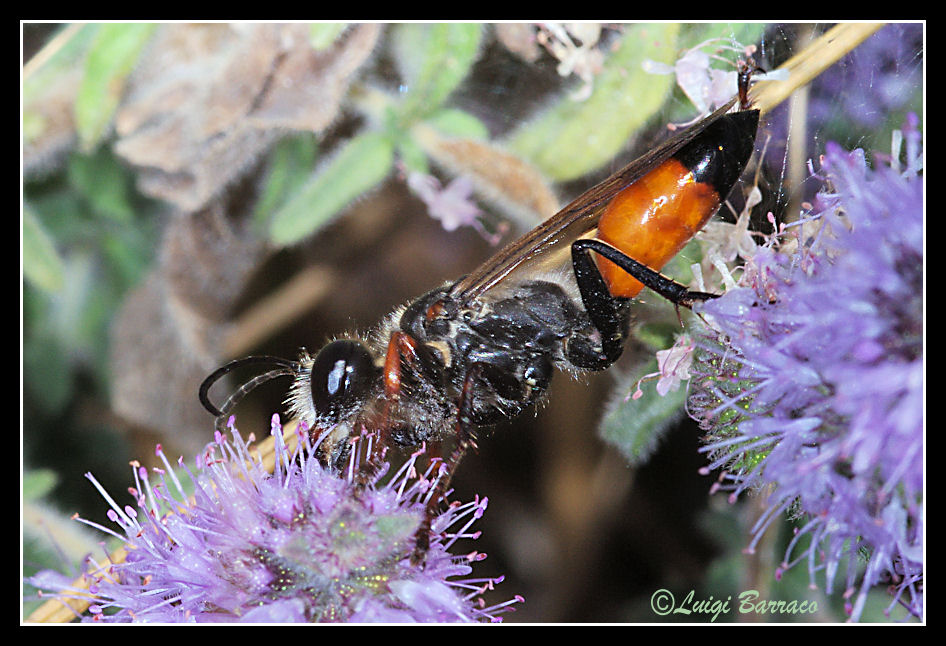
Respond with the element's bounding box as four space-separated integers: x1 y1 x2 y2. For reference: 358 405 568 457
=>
287 339 382 465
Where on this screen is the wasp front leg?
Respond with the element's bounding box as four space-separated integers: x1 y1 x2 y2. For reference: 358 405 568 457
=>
568 238 718 370
411 361 484 565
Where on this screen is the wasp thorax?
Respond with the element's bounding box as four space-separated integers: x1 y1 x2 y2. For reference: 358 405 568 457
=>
309 340 377 419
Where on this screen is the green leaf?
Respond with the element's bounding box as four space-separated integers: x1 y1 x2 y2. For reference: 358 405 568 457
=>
269 132 394 246
23 469 59 501
23 326 73 415
22 111 46 144
101 225 156 288
392 23 482 121
74 22 156 152
396 136 429 175
254 134 319 228
23 24 99 93
67 147 136 222
309 23 349 50
598 359 689 465
22 206 65 293
506 23 681 181
23 24 99 147
421 107 490 140
678 22 768 53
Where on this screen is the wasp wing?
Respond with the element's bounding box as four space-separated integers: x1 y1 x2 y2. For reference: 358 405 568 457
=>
449 97 740 305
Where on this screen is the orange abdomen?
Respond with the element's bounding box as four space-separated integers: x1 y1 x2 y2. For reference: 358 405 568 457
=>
595 158 720 299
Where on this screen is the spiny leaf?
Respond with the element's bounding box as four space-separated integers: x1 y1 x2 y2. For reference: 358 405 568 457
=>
253 134 319 228
269 132 394 246
599 360 689 465
422 107 490 141
392 23 483 121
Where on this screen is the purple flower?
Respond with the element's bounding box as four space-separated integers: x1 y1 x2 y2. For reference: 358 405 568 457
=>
407 172 483 233
630 334 696 400
643 38 748 117
761 24 922 205
687 116 923 621
407 171 507 245
806 23 924 130
28 416 521 623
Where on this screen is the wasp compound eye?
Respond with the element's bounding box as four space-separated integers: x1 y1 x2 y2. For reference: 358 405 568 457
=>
310 340 377 418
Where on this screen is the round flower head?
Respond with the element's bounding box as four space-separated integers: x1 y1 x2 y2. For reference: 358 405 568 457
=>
687 116 923 621
29 416 521 622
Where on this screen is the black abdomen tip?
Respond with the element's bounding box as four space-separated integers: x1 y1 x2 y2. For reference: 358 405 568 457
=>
674 109 760 198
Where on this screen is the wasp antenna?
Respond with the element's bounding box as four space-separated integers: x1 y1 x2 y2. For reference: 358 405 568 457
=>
198 355 300 417
212 366 300 431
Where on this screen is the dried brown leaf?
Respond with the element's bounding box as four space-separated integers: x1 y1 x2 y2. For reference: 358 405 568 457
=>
414 124 560 229
113 23 380 212
160 205 269 320
248 23 382 132
110 270 226 456
110 206 268 454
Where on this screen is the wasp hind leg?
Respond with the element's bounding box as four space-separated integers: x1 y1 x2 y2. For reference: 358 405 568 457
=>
568 239 718 370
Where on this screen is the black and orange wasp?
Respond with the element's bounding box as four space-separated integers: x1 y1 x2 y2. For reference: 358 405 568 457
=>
200 62 761 560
